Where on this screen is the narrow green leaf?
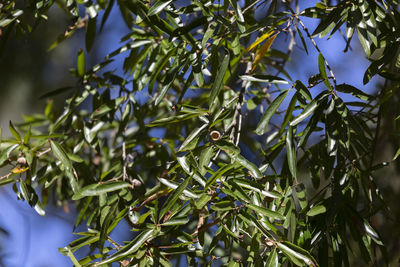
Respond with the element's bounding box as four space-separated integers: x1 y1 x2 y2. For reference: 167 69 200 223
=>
194 193 212 209
277 241 317 266
231 178 281 199
393 148 400 161
209 53 230 110
50 140 72 170
205 164 235 190
61 246 82 267
147 111 208 127
85 17 96 52
306 205 327 216
336 83 371 100
179 124 208 151
9 121 21 141
23 126 31 144
256 90 289 135
293 80 312 102
159 177 199 199
363 219 384 245
232 153 263 179
248 203 284 220
199 146 214 175
162 216 189 226
0 144 18 165
286 126 297 181
290 100 318 126
266 248 278 266
72 182 131 200
98 229 156 265
318 53 332 90
77 49 85 77
240 75 289 84
148 0 172 16
177 156 206 187
160 176 192 219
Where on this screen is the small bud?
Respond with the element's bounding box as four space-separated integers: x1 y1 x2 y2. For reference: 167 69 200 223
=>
210 130 221 141
265 239 274 247
17 157 27 165
131 179 142 188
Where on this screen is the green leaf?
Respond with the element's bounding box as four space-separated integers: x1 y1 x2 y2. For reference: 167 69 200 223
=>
230 153 263 179
194 193 212 209
205 163 235 190
77 49 85 77
147 112 208 127
148 0 172 16
363 219 383 245
209 53 230 110
50 140 73 170
290 99 319 126
199 146 214 175
162 216 189 226
0 144 18 165
277 241 317 266
50 140 78 192
266 248 278 266
72 182 131 200
61 246 81 267
306 205 327 216
231 178 281 199
318 53 332 90
336 83 371 100
255 90 289 135
179 124 208 151
97 229 156 265
286 126 297 181
293 80 312 103
159 178 199 199
240 75 289 84
160 176 192 219
23 126 31 144
9 121 21 141
85 17 96 52
177 156 206 187
247 203 284 220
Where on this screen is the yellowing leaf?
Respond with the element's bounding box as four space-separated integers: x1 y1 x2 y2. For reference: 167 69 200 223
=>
246 30 275 53
251 33 278 73
12 166 29 174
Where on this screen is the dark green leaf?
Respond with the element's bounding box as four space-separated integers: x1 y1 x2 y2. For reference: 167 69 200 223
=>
98 229 156 265
306 205 327 216
85 17 97 52
255 90 289 135
318 53 332 90
160 176 192 219
148 0 172 16
9 121 21 141
209 53 230 110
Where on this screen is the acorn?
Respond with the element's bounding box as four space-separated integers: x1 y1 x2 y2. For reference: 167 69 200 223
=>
131 179 142 188
17 157 27 165
210 130 221 141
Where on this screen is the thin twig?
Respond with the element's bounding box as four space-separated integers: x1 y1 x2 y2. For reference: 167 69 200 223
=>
122 141 127 181
242 0 265 14
297 18 337 89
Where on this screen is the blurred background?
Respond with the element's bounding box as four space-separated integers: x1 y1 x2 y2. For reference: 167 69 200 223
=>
0 1 398 266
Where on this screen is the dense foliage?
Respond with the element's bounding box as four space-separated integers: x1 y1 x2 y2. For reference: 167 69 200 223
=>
1 0 400 266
